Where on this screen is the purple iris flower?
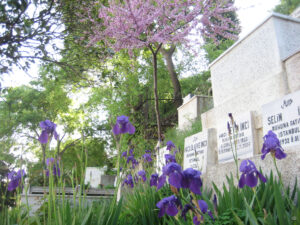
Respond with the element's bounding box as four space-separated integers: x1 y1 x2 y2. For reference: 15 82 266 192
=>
150 173 159 187
157 162 183 189
126 155 139 169
143 153 152 162
38 120 59 144
123 174 134 188
137 170 147 182
181 204 194 221
261 130 286 160
156 195 181 217
145 150 151 153
199 200 214 220
193 200 214 224
193 216 201 225
129 149 134 155
181 168 202 195
166 141 175 151
7 169 26 191
165 154 176 164
121 151 127 157
239 160 267 188
112 115 135 135
126 155 135 164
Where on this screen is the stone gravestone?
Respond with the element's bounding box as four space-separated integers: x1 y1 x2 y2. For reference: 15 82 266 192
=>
183 129 217 173
84 167 106 188
156 146 168 174
217 112 256 163
262 89 300 148
184 132 207 172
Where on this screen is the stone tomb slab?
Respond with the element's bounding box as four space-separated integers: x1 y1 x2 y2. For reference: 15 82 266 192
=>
183 129 217 173
262 89 300 148
184 131 208 173
156 146 168 174
217 112 255 163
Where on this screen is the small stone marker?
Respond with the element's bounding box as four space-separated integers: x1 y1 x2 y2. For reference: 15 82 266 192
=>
156 146 168 174
184 131 208 173
217 112 255 163
262 90 300 148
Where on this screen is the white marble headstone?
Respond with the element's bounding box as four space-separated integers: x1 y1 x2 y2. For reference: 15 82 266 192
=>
183 131 208 173
262 90 300 148
156 146 168 174
217 112 254 163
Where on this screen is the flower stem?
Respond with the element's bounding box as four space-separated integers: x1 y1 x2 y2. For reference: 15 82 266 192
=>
272 156 294 209
252 187 262 212
272 156 282 183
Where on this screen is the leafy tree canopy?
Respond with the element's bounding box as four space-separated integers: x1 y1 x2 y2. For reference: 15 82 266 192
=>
0 0 65 75
274 0 300 15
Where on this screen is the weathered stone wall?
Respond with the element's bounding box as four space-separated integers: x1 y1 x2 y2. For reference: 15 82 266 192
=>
178 95 213 130
198 13 300 190
285 51 300 93
203 147 300 191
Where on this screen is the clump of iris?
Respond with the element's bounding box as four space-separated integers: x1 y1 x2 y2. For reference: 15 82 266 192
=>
7 169 26 192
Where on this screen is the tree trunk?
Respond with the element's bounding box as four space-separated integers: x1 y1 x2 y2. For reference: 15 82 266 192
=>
149 45 162 142
160 45 183 108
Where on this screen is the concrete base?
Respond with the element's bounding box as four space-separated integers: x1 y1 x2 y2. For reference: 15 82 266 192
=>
203 147 300 191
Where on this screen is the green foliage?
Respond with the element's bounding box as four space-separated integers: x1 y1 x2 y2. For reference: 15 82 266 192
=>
0 0 64 74
0 78 71 140
202 39 235 64
0 199 122 225
119 184 184 225
164 118 202 163
180 71 211 97
274 0 300 15
211 172 300 225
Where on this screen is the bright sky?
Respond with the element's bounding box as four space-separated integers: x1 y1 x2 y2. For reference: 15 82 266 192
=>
2 0 280 87
236 0 280 38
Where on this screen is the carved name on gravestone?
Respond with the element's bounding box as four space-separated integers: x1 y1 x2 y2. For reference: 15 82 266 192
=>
184 131 208 173
262 90 300 148
156 146 168 174
217 112 254 163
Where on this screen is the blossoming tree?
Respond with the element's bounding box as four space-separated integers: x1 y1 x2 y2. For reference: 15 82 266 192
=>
86 0 238 141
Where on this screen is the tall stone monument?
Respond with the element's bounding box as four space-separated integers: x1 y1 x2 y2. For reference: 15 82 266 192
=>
179 12 300 189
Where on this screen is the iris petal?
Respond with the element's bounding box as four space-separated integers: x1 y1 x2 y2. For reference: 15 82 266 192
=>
193 216 200 225
158 208 165 218
112 124 121 135
257 172 267 183
39 130 49 144
198 200 208 213
168 172 182 188
239 160 248 172
157 175 166 190
189 178 202 195
8 179 20 191
127 123 135 134
166 204 178 216
275 147 286 159
239 173 246 188
246 172 258 188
